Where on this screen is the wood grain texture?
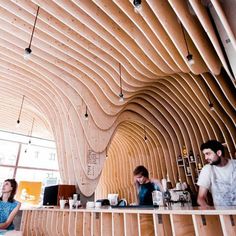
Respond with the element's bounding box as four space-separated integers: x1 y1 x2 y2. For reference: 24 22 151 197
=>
20 207 236 236
0 1 235 198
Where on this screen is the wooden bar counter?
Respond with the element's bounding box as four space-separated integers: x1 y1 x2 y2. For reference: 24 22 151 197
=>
20 206 236 236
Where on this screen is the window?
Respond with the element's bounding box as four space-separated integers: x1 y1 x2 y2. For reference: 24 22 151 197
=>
0 131 60 190
0 140 18 165
49 153 56 161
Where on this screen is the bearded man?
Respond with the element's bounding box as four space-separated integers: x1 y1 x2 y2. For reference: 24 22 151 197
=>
197 140 236 207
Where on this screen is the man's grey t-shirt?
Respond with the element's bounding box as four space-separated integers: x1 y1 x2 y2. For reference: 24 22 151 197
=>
197 159 236 206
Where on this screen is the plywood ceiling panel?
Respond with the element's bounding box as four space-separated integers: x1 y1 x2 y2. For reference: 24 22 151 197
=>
0 0 235 197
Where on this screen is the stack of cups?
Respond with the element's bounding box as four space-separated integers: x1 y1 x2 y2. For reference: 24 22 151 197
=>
69 198 74 210
73 194 78 202
69 194 78 210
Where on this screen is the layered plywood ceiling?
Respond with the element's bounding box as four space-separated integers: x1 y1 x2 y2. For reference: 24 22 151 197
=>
0 0 235 197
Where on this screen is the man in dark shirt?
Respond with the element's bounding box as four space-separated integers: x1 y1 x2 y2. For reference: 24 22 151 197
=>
133 165 162 205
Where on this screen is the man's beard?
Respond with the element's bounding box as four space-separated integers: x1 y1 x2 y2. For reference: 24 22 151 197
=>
210 155 221 166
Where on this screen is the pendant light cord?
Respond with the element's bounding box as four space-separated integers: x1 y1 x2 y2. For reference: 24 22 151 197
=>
28 6 40 49
180 22 190 55
119 63 123 94
17 95 25 121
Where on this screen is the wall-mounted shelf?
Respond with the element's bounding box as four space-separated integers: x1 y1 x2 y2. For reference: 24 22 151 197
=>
177 149 204 190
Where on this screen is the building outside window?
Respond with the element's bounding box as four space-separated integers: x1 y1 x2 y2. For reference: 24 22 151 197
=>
0 130 60 204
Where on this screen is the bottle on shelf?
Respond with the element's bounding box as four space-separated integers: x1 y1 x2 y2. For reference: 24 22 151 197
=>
189 150 195 162
182 145 187 156
194 168 199 183
184 157 191 176
177 154 184 166
196 154 202 170
166 174 173 189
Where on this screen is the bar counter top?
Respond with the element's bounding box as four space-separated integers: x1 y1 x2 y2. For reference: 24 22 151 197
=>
21 204 236 214
20 205 236 235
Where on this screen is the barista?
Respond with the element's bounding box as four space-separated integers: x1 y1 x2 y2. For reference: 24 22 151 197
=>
133 165 162 205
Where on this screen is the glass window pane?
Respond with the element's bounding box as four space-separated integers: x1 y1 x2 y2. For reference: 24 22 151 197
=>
15 169 60 206
0 140 19 165
18 144 58 169
0 166 14 188
15 168 60 185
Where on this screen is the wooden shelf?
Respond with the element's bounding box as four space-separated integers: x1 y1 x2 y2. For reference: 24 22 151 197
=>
178 164 184 167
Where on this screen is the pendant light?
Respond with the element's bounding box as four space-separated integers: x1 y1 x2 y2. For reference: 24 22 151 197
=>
180 22 195 66
133 0 142 13
144 125 147 142
16 95 25 128
25 118 35 153
118 63 124 102
206 85 215 111
24 6 40 60
84 106 89 120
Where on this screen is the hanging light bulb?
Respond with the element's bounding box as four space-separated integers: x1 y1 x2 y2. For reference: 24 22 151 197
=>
209 102 215 111
25 118 34 153
186 54 195 65
105 147 108 159
118 63 124 102
133 0 142 13
23 6 40 60
23 48 32 60
119 93 124 102
84 106 88 120
144 125 148 142
16 95 25 128
16 119 20 128
206 84 215 111
180 22 195 66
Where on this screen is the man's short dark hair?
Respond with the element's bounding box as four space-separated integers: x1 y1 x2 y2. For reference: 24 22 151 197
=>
200 140 225 156
133 165 149 178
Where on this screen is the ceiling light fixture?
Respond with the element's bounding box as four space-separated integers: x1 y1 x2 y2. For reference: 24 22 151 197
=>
25 118 35 153
118 63 124 102
106 147 108 159
180 22 195 66
84 106 89 120
24 6 40 60
206 84 215 111
16 95 25 128
133 0 142 13
144 125 147 142
209 102 214 111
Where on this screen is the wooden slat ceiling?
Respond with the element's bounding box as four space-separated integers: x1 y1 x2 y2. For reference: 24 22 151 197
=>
0 0 235 197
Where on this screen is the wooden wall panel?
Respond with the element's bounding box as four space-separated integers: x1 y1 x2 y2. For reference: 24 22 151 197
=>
0 1 235 199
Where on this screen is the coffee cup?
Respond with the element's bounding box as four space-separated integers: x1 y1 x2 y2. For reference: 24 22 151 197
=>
86 201 95 208
69 199 74 210
95 202 102 208
176 182 182 190
59 199 68 209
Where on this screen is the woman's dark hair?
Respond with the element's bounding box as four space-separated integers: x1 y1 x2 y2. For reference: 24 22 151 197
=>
133 165 149 178
0 179 18 202
200 140 225 156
